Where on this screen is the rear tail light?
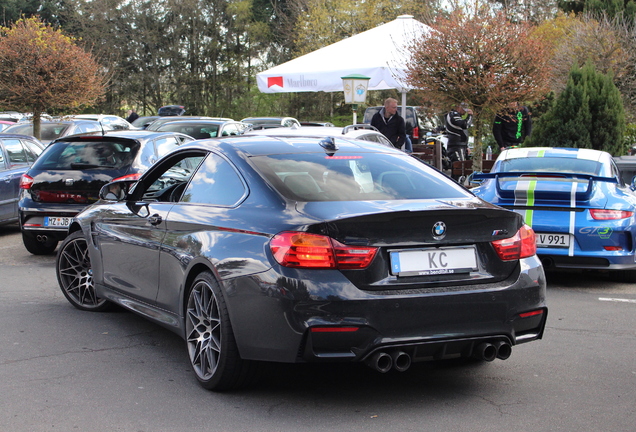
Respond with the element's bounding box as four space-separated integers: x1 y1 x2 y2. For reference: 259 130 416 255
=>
412 126 419 140
590 209 633 220
19 174 34 189
270 231 378 269
491 224 536 261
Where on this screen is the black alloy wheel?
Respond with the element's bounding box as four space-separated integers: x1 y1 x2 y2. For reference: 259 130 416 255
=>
185 271 256 391
56 231 110 311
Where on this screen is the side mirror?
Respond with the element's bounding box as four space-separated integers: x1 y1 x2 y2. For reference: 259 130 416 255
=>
631 175 636 192
99 179 137 201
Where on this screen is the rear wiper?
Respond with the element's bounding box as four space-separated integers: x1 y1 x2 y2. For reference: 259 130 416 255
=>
70 163 115 169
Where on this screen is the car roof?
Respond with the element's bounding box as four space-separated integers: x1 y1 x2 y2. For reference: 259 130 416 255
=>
54 129 189 142
0 133 44 141
177 133 401 157
500 147 606 162
157 119 234 126
243 124 380 138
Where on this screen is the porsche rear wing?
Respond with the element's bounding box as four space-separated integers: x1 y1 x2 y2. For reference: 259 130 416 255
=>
472 171 618 201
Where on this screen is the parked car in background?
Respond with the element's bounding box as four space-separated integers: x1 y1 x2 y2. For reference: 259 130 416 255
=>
154 119 250 139
613 155 636 185
472 147 636 282
3 120 110 146
0 121 15 132
299 121 336 127
363 106 426 144
158 105 186 116
19 130 194 254
145 116 230 131
244 124 394 148
56 134 547 390
0 111 25 123
130 116 160 130
67 114 135 131
0 134 45 225
241 116 301 130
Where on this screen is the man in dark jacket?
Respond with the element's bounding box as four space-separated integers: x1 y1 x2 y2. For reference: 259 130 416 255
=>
493 102 532 150
371 98 406 150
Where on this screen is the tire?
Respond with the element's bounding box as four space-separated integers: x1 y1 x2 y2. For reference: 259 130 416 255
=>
186 271 256 391
22 231 58 255
56 231 111 311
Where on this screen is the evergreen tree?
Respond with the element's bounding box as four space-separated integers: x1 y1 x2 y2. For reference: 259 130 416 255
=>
527 61 626 155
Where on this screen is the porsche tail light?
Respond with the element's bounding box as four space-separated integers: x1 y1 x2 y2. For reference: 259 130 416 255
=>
20 174 34 189
590 209 633 220
270 231 378 269
491 224 536 261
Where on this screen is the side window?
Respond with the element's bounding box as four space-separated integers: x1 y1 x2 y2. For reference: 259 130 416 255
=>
0 145 5 168
180 153 245 206
4 139 28 164
20 140 40 162
223 124 239 136
154 137 179 157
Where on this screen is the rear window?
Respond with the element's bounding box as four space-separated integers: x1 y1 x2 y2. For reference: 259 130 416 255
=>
31 140 140 170
250 152 470 201
160 123 219 139
499 157 602 176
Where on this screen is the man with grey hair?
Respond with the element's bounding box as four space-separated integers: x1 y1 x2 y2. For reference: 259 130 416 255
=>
371 97 406 150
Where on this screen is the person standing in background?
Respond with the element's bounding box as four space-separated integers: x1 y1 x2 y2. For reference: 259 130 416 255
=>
492 102 532 150
371 98 406 151
444 102 473 163
126 109 139 124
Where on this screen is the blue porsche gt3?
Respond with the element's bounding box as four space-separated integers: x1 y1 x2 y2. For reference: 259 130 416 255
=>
472 147 636 282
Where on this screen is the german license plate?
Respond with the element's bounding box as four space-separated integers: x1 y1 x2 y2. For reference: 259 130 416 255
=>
536 233 570 248
390 246 477 276
44 217 72 227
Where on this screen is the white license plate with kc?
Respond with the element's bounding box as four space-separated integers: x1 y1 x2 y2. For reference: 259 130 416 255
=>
390 246 478 276
536 233 570 248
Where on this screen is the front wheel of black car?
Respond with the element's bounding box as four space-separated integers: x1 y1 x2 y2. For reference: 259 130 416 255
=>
22 231 58 255
56 231 111 311
186 271 255 391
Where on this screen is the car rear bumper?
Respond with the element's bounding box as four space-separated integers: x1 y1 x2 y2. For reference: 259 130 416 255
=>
229 255 547 364
19 201 88 240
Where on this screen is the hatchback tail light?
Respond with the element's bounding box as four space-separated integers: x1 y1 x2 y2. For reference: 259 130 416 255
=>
590 209 633 220
491 224 536 261
412 126 419 140
19 174 34 189
270 231 378 269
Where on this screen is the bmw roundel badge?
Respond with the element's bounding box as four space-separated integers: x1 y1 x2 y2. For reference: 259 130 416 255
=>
432 221 447 240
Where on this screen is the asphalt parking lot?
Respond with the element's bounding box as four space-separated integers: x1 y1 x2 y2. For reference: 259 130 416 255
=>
1 223 635 432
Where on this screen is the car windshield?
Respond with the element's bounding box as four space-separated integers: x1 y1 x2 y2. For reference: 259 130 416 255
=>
499 157 602 176
250 152 470 201
31 140 140 170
